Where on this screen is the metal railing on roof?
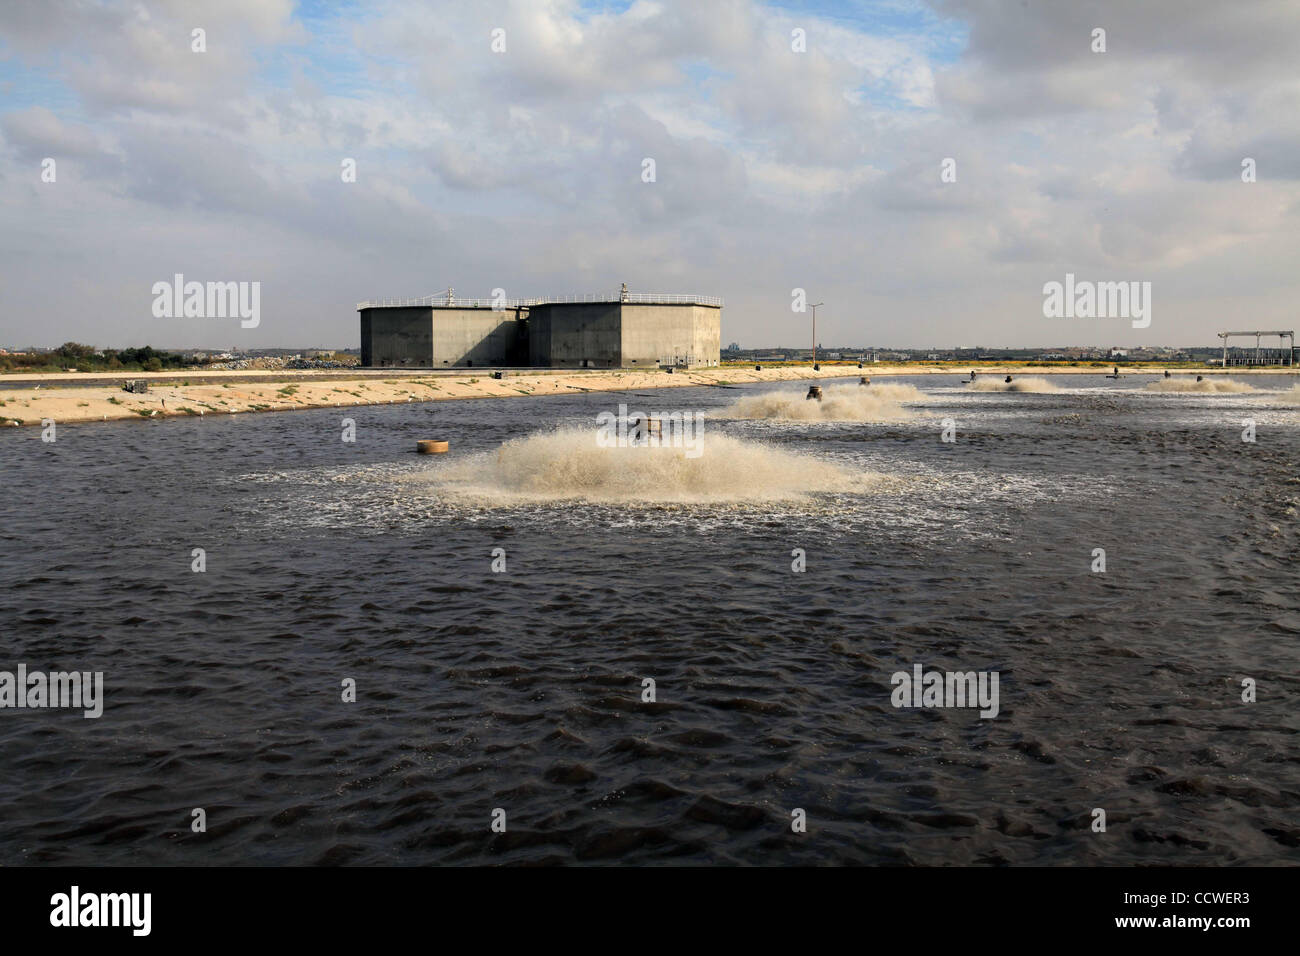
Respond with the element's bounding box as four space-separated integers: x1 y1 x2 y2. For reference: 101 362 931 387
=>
530 293 723 307
357 292 723 310
355 295 534 310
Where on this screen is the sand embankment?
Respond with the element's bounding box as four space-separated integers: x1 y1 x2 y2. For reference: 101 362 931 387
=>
2 363 1295 426
0 366 852 426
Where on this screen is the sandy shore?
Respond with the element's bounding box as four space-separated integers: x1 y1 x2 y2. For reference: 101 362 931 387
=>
2 363 1294 426
0 365 830 426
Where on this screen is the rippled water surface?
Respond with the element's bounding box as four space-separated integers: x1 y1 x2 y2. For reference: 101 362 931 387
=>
2 374 1299 865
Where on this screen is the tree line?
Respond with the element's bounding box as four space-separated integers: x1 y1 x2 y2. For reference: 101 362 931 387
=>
0 343 200 373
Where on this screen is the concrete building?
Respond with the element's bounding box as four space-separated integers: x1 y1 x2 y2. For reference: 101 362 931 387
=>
358 288 721 368
528 297 721 368
358 294 529 367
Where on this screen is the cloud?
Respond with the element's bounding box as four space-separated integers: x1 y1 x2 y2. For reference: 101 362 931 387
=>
1 106 105 160
0 0 1298 349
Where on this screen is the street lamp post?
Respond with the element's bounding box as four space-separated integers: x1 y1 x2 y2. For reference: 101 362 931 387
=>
809 302 824 371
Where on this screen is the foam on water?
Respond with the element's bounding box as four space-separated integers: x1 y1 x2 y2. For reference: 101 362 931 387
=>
1276 384 1300 404
966 377 1060 393
414 426 882 504
722 382 923 421
1145 378 1257 393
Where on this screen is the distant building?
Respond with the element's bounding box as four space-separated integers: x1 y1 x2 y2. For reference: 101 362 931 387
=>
529 297 721 368
358 287 722 368
359 298 530 368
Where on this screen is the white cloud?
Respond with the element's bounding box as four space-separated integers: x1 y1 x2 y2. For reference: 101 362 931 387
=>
0 0 1298 349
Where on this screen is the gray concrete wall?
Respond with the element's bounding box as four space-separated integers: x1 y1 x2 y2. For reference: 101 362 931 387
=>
364 300 720 368
692 305 721 367
528 303 622 367
360 307 432 367
620 304 721 368
432 307 527 366
361 306 529 367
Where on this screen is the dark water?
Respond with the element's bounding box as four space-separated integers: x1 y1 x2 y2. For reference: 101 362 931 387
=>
2 373 1298 865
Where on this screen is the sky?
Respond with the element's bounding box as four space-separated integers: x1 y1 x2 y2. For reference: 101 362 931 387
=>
1 0 1297 350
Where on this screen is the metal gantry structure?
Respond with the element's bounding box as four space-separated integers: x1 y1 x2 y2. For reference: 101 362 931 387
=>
1217 330 1295 367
